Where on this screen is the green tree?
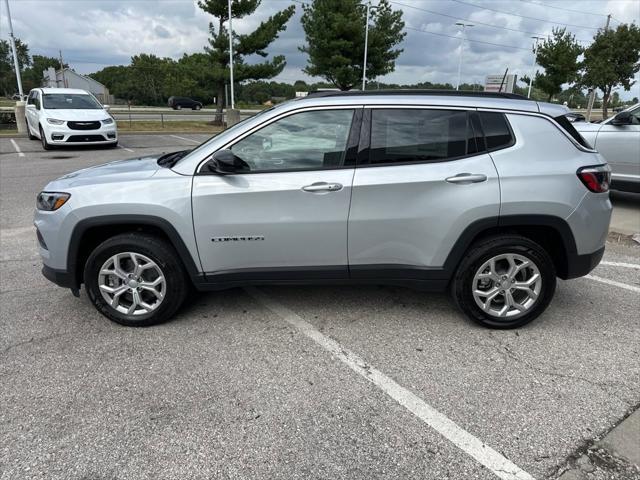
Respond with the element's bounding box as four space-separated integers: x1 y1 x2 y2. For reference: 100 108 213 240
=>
23 55 64 91
0 38 31 96
300 0 405 90
198 0 295 120
581 23 640 118
534 28 582 102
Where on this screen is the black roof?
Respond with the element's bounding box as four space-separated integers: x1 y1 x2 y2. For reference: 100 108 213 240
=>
306 89 527 100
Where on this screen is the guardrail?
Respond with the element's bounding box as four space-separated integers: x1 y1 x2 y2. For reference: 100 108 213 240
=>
0 109 257 130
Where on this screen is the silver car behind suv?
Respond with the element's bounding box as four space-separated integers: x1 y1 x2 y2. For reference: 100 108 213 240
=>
35 91 612 329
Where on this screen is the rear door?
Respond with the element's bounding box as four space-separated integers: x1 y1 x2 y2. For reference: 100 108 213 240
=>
192 107 361 280
348 107 501 278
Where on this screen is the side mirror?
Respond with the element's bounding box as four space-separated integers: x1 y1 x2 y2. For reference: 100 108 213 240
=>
611 111 632 126
103 104 110 111
205 149 250 174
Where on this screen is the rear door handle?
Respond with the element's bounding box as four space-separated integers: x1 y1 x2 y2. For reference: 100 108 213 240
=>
302 182 343 193
445 173 488 184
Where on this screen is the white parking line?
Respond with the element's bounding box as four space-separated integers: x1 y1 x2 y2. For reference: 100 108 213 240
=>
118 145 135 153
170 134 200 144
246 287 535 480
10 139 25 157
585 275 640 293
600 261 640 270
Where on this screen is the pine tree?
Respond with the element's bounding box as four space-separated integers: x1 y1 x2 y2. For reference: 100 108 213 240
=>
198 0 295 119
300 0 405 90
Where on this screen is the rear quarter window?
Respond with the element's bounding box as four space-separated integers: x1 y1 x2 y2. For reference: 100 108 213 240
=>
478 112 514 151
553 115 593 149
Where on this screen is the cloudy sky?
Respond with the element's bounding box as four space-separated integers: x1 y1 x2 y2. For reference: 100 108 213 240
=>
2 0 639 98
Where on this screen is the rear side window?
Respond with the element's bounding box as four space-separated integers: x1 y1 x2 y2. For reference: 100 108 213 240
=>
553 114 593 149
369 109 479 164
478 112 514 150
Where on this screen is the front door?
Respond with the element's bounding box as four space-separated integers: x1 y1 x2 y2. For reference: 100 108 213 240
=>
595 106 640 183
192 107 360 280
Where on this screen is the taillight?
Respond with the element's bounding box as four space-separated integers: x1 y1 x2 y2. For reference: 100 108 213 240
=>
577 165 611 193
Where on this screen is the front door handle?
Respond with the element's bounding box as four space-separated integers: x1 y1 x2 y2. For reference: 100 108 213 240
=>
302 182 343 193
445 173 488 184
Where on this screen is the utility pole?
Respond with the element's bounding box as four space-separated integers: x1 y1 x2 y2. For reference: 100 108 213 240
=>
527 36 543 98
362 2 377 91
4 0 24 99
59 50 67 88
455 22 474 90
227 0 235 109
586 14 611 121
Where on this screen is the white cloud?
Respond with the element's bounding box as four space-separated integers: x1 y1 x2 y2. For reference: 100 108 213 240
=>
1 0 638 98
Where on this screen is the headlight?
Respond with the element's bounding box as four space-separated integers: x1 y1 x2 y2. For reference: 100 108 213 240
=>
101 117 114 125
46 118 65 125
36 192 71 211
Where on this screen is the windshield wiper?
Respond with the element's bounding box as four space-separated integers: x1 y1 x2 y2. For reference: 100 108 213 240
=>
157 149 192 168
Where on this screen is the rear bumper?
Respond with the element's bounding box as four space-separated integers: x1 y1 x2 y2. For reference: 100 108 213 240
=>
564 246 605 279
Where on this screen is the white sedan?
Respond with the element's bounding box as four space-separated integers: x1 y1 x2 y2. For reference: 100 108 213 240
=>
25 87 117 150
575 103 640 193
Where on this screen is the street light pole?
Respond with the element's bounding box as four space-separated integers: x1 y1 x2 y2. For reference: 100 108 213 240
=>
362 2 376 91
527 36 543 98
3 0 24 99
228 0 235 109
455 23 473 91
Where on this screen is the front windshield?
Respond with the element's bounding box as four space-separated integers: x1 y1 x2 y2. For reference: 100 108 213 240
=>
43 93 102 110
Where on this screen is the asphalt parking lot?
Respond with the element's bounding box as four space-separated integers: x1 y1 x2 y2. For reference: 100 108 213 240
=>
1 134 639 480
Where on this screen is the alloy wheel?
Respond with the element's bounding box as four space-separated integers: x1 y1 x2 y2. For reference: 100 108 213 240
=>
472 253 542 319
98 252 166 315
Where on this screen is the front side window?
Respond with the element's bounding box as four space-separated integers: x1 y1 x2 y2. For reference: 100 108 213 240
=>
230 109 354 172
43 94 102 110
369 109 478 165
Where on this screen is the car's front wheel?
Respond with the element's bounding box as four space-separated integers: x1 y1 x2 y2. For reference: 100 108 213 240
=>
84 233 189 327
451 235 556 329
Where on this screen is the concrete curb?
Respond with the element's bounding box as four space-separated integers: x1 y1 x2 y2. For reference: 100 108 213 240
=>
556 407 640 479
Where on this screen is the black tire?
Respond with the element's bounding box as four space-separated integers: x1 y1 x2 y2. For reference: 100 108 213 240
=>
107 141 118 148
176 105 182 110
27 120 37 140
450 235 556 329
193 104 202 110
84 233 189 327
39 126 52 150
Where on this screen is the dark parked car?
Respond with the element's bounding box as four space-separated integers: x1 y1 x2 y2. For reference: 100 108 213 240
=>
168 96 203 110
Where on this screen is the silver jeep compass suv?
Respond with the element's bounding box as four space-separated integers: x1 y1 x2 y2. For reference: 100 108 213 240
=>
35 91 612 329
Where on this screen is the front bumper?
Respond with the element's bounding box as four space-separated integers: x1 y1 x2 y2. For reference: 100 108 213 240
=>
43 122 117 145
42 264 77 289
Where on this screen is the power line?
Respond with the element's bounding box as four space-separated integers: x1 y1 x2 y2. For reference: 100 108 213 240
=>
449 0 601 31
517 0 611 19
390 0 592 43
404 25 529 51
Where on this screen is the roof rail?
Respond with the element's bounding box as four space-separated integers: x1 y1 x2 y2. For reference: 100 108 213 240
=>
306 89 527 100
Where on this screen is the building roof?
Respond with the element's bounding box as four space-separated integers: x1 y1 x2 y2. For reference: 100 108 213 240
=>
39 87 93 95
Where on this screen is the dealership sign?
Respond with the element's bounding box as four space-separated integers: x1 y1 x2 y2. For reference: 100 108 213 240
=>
484 74 517 93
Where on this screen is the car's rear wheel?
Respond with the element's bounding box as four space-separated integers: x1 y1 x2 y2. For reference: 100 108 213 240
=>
39 125 52 150
84 233 189 327
176 105 182 110
193 105 202 110
27 120 37 140
451 235 556 329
